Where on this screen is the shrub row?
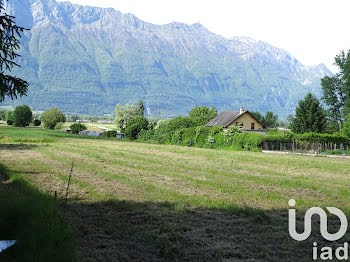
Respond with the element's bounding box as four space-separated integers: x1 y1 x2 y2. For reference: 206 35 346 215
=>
265 132 349 144
137 126 265 151
136 126 350 152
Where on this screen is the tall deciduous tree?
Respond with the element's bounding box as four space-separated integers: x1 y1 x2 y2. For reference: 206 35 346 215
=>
263 112 279 128
0 108 6 119
13 105 32 127
42 108 66 129
251 111 278 128
250 111 263 123
342 114 350 138
127 116 149 130
114 103 142 129
70 122 87 134
321 50 350 129
290 93 327 134
0 0 28 102
189 106 217 126
5 109 13 124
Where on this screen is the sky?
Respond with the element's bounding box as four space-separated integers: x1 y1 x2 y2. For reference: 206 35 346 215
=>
58 0 350 73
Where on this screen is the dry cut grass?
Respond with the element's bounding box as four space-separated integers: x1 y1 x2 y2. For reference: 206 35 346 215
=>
1 126 350 261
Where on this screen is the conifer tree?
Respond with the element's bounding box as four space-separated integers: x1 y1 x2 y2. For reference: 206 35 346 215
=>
290 93 326 133
138 100 145 116
0 0 28 102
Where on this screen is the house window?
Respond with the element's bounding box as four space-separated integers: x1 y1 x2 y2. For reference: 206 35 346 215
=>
236 122 243 127
251 123 255 130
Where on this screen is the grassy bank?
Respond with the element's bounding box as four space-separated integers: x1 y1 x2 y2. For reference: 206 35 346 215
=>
0 163 75 261
1 126 350 261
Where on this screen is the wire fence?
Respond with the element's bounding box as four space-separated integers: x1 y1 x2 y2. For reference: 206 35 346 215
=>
263 141 350 154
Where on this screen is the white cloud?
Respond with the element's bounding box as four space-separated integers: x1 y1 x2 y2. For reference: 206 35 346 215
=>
57 0 350 72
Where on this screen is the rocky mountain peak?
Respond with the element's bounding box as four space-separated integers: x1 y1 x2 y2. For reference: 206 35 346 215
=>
3 0 333 118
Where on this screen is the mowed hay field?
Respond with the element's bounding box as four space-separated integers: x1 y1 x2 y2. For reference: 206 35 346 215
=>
1 126 350 261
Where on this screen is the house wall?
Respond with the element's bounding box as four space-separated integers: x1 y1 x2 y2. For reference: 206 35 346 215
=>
227 113 263 130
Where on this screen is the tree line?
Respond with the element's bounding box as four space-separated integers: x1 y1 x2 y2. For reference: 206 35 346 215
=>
282 50 350 137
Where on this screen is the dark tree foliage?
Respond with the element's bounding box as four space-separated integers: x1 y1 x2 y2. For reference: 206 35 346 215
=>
0 0 28 102
127 116 149 130
102 130 117 138
290 93 327 134
164 117 194 132
70 122 87 134
125 123 142 140
250 111 263 123
321 50 350 129
251 111 279 128
42 108 66 129
138 100 145 116
33 119 41 126
5 109 13 124
189 106 218 126
342 114 350 138
263 112 279 128
0 108 5 119
13 105 32 127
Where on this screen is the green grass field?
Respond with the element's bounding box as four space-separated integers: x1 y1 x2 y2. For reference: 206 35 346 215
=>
1 126 350 261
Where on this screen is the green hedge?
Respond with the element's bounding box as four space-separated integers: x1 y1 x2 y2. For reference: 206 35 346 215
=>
125 123 142 140
153 125 174 144
296 132 349 144
265 132 349 144
162 126 265 151
137 129 156 142
133 125 350 152
182 127 196 147
102 130 118 138
231 133 265 151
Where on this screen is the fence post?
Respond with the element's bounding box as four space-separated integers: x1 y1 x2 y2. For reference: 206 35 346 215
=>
53 190 57 218
64 160 74 210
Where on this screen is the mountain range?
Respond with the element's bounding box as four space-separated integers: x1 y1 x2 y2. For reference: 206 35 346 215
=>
3 0 333 118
